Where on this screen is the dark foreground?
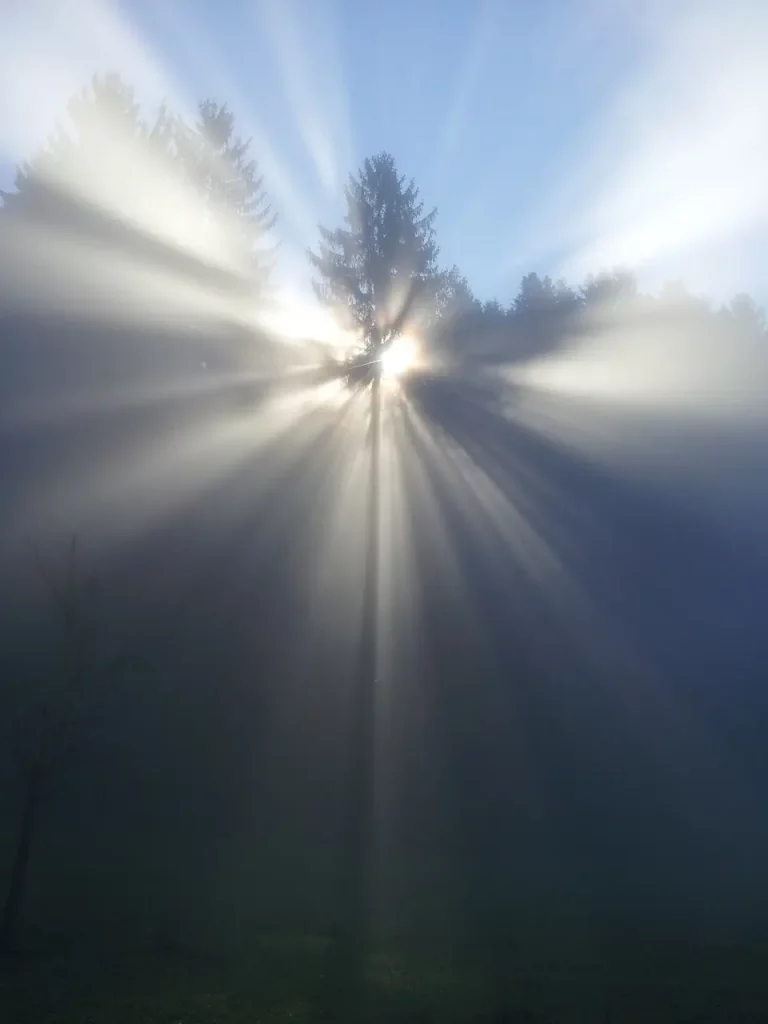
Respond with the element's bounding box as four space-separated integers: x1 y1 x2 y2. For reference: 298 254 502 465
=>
4 931 768 1022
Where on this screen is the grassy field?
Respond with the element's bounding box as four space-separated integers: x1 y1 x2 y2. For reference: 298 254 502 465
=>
3 929 768 1022
2 821 768 1021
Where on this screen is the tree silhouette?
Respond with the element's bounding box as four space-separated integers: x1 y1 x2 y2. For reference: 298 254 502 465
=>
1 75 276 301
429 265 480 356
580 269 638 316
0 73 169 224
0 77 279 411
727 293 766 338
308 152 440 354
174 99 277 292
0 537 138 954
434 264 476 321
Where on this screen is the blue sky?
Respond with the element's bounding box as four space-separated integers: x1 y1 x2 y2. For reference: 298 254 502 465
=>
1 0 766 309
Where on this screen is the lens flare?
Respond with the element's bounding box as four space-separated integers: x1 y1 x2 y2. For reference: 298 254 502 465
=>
380 336 417 378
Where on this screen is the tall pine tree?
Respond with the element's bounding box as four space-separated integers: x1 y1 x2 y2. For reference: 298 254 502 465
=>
174 100 276 293
308 152 439 352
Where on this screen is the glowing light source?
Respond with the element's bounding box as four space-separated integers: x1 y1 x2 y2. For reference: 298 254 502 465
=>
380 336 417 378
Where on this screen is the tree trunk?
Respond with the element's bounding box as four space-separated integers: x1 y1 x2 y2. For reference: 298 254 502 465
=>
0 769 42 954
318 372 382 1019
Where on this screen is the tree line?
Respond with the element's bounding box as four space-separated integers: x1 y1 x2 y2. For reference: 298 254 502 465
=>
2 71 765 367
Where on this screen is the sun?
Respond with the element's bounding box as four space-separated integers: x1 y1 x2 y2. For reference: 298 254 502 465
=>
380 335 417 378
